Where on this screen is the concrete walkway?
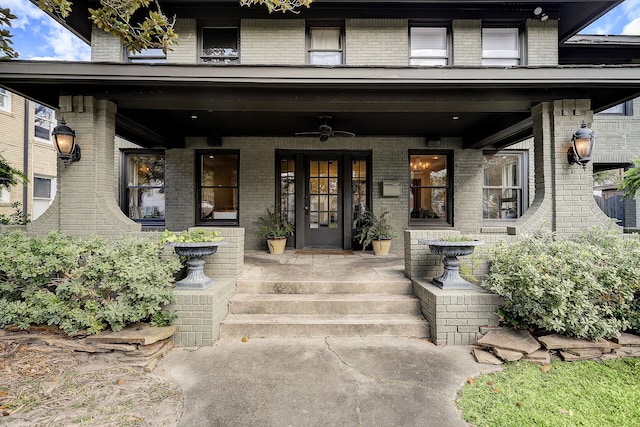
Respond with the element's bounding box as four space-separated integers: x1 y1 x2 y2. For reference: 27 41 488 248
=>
156 337 500 427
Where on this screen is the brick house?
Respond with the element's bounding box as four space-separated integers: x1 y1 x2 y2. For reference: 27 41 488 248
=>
0 90 57 221
1 0 640 345
1 0 639 250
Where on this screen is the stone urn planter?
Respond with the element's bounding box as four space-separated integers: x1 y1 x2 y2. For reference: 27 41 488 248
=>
167 241 227 290
419 239 484 290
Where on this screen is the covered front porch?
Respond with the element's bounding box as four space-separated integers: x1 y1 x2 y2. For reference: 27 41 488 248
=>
164 232 500 346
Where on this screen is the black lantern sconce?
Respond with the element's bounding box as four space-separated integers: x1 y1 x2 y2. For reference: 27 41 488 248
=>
52 119 80 167
567 122 595 170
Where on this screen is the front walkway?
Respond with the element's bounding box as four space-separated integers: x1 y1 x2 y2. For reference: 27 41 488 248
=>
240 249 407 282
157 336 501 427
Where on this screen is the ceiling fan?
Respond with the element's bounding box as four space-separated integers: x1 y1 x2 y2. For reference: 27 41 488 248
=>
295 115 356 142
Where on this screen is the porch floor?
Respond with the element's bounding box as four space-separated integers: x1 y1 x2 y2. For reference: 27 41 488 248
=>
240 249 407 282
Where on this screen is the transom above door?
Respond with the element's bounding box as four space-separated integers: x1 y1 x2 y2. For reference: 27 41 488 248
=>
277 151 371 250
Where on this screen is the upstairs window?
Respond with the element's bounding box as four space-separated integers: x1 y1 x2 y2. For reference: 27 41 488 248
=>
0 88 11 112
598 101 633 116
410 27 449 66
34 103 55 141
482 28 521 66
125 48 167 64
308 25 343 65
201 27 239 64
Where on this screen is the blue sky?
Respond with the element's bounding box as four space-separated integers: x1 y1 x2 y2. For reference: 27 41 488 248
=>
2 0 640 61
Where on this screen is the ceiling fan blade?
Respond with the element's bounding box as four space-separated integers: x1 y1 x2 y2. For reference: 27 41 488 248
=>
295 131 321 136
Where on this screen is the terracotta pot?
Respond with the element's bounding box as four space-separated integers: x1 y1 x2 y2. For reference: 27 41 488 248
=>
372 239 391 256
267 238 287 254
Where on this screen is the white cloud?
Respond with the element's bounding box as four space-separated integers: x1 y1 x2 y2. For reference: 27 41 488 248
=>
2 0 90 61
622 17 640 35
621 0 640 20
2 0 47 30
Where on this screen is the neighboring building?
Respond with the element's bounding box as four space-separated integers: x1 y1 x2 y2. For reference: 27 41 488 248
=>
1 0 640 250
0 89 57 221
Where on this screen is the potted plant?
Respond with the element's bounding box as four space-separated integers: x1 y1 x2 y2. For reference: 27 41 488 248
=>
160 229 226 289
256 207 294 254
0 154 29 190
353 208 396 255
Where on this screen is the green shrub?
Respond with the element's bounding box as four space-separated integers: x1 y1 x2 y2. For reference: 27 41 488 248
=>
0 231 182 335
482 227 640 339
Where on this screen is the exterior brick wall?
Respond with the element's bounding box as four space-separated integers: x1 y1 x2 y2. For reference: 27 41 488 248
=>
0 91 25 216
166 278 236 346
413 279 501 345
0 93 57 220
345 19 408 66
90 26 123 63
526 19 558 66
452 20 481 66
168 19 198 64
28 96 141 239
241 20 306 65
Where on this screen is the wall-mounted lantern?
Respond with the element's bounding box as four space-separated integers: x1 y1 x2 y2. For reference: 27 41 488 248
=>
52 119 80 167
567 122 595 170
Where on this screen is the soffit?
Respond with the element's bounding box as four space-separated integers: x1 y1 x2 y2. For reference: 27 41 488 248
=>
1 61 639 149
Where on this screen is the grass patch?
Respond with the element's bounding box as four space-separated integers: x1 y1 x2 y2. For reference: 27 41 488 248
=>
458 358 640 427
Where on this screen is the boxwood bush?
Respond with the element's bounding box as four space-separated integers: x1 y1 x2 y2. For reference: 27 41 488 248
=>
0 231 181 335
482 227 640 340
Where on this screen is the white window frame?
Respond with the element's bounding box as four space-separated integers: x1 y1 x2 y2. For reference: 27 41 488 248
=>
32 176 57 220
483 151 528 220
0 88 11 113
34 103 55 143
307 24 344 65
200 27 240 64
0 186 9 204
410 26 449 66
482 28 522 66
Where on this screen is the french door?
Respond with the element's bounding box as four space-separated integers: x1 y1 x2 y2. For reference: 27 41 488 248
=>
276 151 370 250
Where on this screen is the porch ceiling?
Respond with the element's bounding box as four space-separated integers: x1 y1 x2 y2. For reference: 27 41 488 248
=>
1 61 640 149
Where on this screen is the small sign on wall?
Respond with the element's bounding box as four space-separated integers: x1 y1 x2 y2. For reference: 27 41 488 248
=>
382 181 401 197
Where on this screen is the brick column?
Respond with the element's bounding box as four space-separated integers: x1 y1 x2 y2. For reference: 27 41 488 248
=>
29 96 141 238
550 99 614 236
508 99 615 237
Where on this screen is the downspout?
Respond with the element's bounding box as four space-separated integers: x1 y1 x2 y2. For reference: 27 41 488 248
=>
22 98 29 219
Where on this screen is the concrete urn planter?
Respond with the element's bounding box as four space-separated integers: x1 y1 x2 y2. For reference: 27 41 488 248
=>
168 241 227 290
420 239 484 290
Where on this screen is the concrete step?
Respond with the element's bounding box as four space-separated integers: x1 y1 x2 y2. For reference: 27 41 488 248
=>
236 280 413 295
230 293 421 315
220 314 429 338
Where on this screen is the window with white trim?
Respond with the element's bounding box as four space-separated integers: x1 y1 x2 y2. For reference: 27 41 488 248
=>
201 27 239 64
34 103 55 141
32 176 57 220
482 28 521 66
0 186 9 203
0 88 11 112
307 24 344 65
410 27 449 66
483 151 528 219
